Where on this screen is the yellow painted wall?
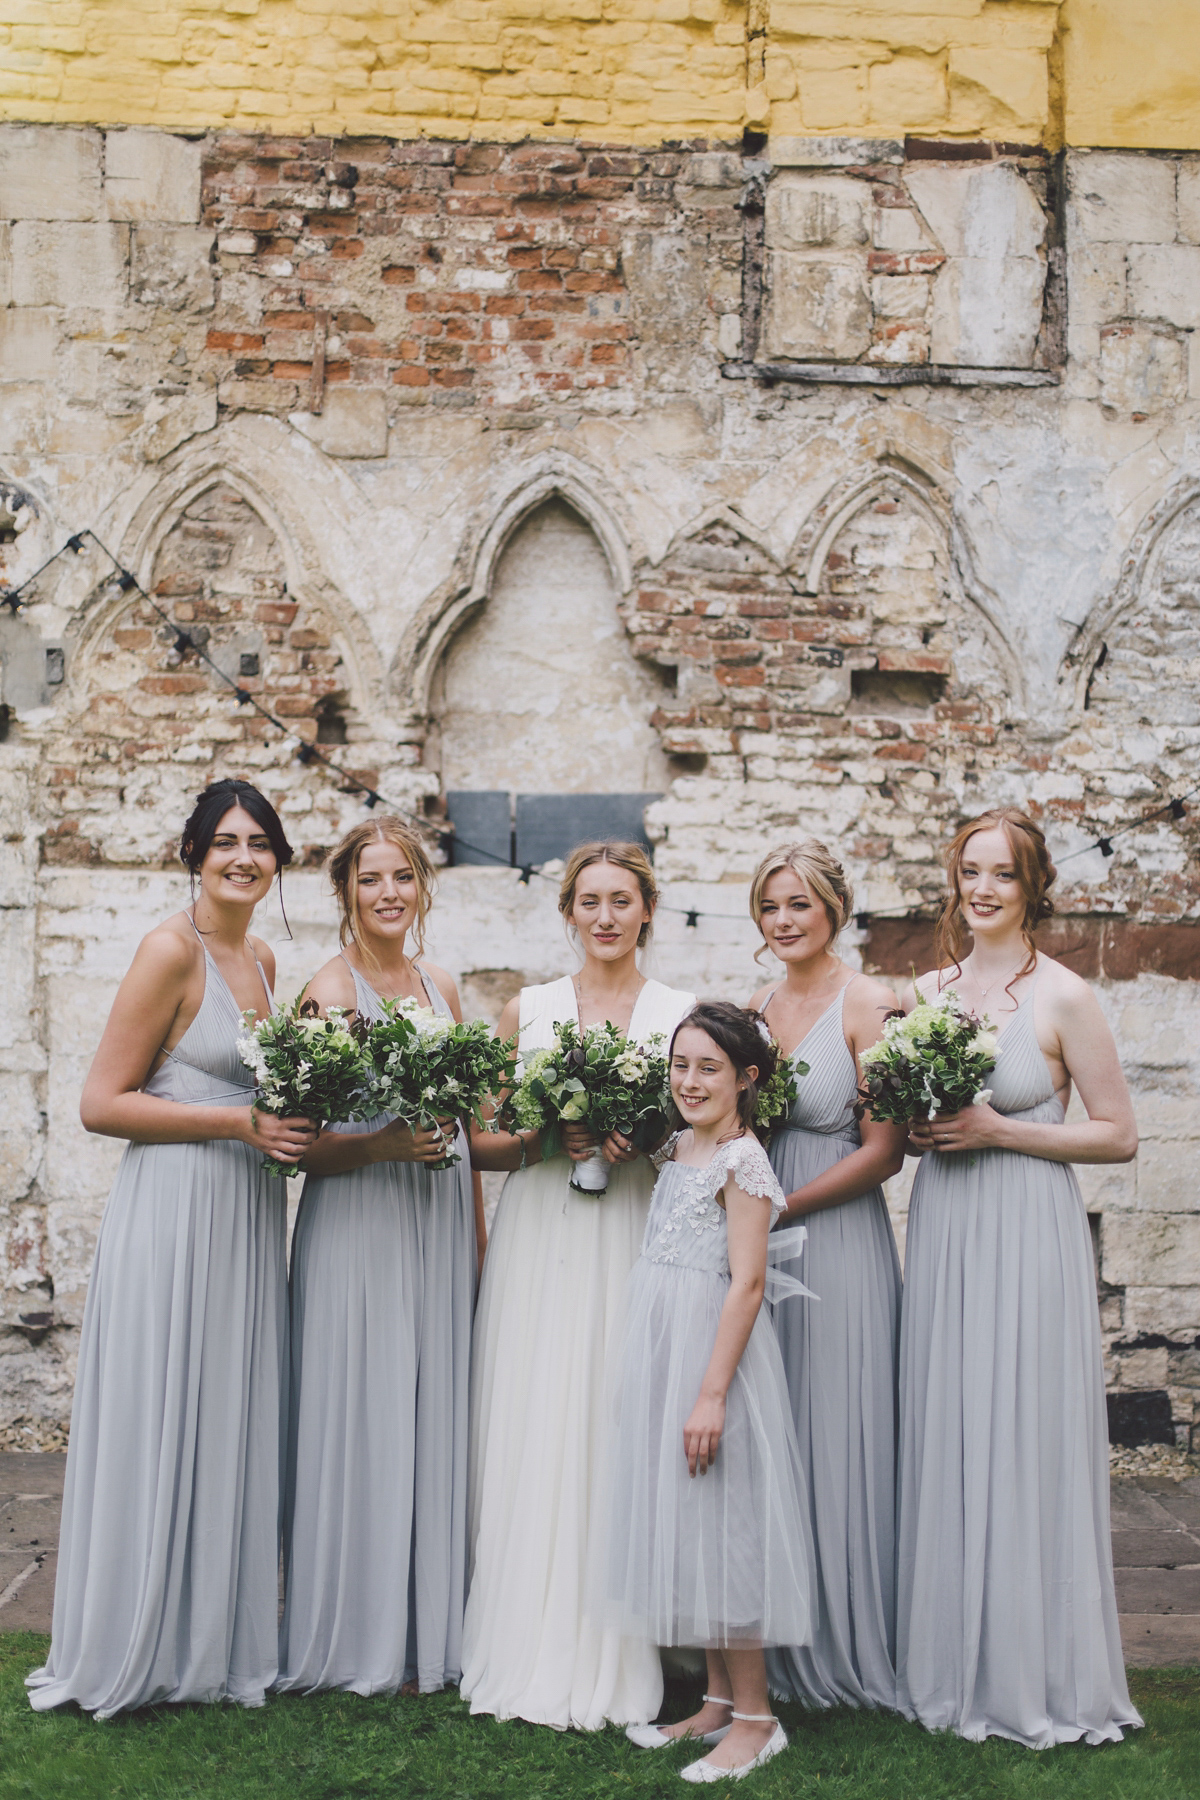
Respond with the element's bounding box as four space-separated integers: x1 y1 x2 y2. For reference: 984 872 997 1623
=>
1060 0 1200 150
0 1 1195 148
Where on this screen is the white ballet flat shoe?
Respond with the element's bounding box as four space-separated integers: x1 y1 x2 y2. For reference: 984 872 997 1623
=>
626 1695 733 1751
679 1714 787 1783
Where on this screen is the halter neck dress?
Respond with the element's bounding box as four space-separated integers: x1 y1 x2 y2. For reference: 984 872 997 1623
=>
762 982 901 1711
895 972 1141 1748
278 959 476 1696
27 925 287 1716
461 973 695 1731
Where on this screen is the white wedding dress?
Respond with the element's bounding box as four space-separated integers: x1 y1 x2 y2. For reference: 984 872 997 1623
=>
460 973 695 1730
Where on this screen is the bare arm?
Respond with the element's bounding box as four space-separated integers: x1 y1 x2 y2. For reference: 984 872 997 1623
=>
907 967 1138 1165
79 926 313 1163
682 1179 772 1478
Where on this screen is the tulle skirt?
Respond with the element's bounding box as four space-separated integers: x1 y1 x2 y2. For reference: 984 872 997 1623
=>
604 1258 814 1649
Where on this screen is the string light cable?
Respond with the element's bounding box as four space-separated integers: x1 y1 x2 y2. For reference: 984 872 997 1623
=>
2 530 1193 922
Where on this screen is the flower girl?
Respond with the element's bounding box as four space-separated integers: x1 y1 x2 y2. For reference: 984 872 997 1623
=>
606 1003 814 1783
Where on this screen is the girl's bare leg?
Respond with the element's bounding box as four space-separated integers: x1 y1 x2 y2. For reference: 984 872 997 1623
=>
657 1648 734 1741
697 1646 776 1769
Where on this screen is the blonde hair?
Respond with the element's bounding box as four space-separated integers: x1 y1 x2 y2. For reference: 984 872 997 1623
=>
558 840 658 949
749 839 853 964
327 817 437 970
935 807 1056 996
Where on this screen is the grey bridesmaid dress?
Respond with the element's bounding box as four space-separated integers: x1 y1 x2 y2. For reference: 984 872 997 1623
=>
277 960 476 1696
762 984 901 1710
896 975 1141 1747
27 929 287 1715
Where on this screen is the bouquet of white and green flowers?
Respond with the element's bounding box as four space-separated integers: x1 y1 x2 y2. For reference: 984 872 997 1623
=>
857 987 998 1127
365 997 516 1170
237 1001 371 1177
506 1020 670 1193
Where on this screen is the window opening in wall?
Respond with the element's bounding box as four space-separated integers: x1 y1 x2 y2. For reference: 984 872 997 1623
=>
45 647 65 685
315 698 348 744
445 791 661 869
849 669 946 714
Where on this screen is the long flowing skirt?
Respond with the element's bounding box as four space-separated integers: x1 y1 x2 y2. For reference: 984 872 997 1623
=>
896 1146 1141 1748
277 1144 475 1695
461 1156 662 1730
766 1128 901 1709
27 1138 287 1715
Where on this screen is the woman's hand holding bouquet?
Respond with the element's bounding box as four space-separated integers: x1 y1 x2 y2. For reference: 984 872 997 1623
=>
856 987 1000 1153
366 997 516 1171
238 1002 370 1177
506 1021 670 1193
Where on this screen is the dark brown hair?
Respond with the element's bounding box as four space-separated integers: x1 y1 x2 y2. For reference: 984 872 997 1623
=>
558 839 658 949
668 1001 778 1140
934 806 1056 997
180 778 292 875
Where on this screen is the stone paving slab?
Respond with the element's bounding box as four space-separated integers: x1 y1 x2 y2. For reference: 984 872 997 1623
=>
1 1455 1198 1672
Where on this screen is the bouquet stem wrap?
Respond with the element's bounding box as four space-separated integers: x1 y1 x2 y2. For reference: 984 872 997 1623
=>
506 1020 671 1198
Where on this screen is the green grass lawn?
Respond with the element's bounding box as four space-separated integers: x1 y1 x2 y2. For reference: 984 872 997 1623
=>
2 1634 1197 1800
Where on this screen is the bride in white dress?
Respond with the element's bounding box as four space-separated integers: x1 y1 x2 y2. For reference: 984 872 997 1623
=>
462 840 695 1730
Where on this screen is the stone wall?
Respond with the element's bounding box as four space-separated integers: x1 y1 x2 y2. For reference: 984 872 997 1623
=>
0 1 1065 147
1 121 1199 1447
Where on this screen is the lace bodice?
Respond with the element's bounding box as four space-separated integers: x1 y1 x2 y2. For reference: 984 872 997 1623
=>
643 1135 786 1272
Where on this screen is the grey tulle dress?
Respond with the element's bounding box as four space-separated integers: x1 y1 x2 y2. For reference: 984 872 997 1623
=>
27 930 287 1716
277 960 476 1696
763 984 901 1710
604 1134 815 1650
895 974 1141 1748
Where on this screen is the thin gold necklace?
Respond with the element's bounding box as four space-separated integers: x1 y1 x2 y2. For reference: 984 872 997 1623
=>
967 954 1026 1002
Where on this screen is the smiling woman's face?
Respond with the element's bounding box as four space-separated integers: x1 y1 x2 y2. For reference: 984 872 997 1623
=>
756 865 835 965
200 805 277 909
956 826 1026 941
353 838 422 948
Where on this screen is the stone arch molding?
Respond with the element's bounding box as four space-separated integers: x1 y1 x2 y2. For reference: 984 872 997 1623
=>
64 453 386 716
1058 474 1200 713
402 453 637 719
788 456 1025 714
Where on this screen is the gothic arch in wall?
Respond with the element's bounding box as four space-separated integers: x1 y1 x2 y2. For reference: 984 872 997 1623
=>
40 473 382 867
1062 478 1200 726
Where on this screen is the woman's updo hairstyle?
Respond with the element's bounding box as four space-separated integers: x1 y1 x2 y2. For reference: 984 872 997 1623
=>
179 779 293 877
558 840 658 949
748 839 853 964
935 806 1056 994
327 817 437 965
669 1001 778 1141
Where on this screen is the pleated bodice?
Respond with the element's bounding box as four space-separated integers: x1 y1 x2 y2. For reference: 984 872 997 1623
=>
145 938 270 1108
979 985 1061 1123
770 986 860 1143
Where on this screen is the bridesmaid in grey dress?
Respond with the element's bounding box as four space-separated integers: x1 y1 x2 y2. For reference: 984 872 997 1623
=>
278 818 481 1698
747 841 907 1711
897 807 1141 1747
27 780 316 1715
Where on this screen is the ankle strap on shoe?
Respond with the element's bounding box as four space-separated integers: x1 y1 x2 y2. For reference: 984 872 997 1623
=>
731 1711 776 1723
702 1694 734 1707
